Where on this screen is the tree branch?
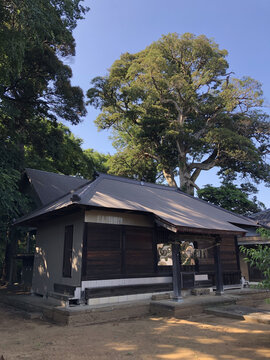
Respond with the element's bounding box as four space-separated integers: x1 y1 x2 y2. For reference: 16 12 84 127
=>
144 152 161 162
160 98 185 124
189 149 218 171
176 139 185 158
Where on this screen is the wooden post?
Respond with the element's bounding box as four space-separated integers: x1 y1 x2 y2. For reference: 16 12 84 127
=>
234 235 241 282
214 236 224 295
172 242 182 302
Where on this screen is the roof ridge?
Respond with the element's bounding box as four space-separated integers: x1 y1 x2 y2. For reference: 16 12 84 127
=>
249 208 270 218
76 174 103 201
96 172 178 191
25 168 89 181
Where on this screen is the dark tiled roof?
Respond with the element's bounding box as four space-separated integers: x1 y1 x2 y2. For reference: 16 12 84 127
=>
250 209 270 227
16 172 257 234
25 168 89 206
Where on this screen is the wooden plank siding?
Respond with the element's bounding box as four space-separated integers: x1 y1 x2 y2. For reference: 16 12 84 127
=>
220 236 239 272
82 223 240 284
86 225 122 277
125 228 154 274
84 223 155 279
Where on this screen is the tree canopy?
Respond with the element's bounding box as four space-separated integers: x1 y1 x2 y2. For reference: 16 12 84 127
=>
0 0 89 280
197 179 266 215
87 33 270 195
106 148 161 183
0 0 88 169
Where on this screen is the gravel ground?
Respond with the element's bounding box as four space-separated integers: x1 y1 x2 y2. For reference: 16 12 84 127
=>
0 299 270 360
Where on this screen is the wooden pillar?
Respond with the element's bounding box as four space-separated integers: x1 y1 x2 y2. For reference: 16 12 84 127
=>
234 236 241 273
172 242 182 302
214 236 224 295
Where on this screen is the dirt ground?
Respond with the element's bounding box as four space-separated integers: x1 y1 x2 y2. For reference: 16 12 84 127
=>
0 300 270 360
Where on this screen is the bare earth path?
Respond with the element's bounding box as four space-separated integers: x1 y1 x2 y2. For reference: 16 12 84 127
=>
0 302 270 360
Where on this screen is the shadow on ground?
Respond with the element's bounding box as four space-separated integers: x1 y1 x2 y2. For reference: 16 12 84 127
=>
0 301 270 360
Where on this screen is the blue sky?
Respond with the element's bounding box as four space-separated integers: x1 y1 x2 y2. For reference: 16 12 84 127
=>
67 0 270 207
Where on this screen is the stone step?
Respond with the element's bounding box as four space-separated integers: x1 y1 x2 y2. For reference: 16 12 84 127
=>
205 305 270 324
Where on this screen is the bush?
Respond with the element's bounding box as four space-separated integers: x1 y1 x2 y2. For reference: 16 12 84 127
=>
240 245 270 289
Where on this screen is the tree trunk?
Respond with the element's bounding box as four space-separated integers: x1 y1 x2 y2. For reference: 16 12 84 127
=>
162 169 177 187
180 180 195 196
179 167 195 196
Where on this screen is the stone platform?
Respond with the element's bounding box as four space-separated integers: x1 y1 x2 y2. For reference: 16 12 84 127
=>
0 294 150 325
0 288 269 325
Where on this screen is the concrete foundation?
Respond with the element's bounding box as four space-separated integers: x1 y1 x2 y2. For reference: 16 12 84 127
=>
0 288 269 326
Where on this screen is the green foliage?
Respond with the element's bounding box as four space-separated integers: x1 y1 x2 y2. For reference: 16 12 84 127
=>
0 118 109 235
240 245 270 289
88 33 270 194
0 0 88 154
256 227 270 239
23 119 95 178
83 149 111 174
0 0 89 279
0 138 33 277
197 180 265 215
107 148 162 183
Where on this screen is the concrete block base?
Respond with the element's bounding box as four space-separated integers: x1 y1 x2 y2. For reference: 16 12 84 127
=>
54 301 150 325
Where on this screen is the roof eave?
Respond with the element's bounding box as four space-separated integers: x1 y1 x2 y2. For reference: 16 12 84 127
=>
14 203 84 227
154 215 246 237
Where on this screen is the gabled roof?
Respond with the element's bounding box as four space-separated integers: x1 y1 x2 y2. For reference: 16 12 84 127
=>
25 168 89 206
249 208 270 227
16 172 257 235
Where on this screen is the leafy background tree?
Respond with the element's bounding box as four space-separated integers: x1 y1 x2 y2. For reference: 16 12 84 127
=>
0 0 91 280
240 245 270 289
197 177 266 215
0 0 88 155
87 33 270 195
107 148 162 183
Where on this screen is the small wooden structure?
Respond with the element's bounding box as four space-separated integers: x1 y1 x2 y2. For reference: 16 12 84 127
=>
15 170 258 305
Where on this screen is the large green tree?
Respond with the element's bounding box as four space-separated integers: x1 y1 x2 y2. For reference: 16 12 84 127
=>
0 0 88 167
87 33 270 195
0 0 89 281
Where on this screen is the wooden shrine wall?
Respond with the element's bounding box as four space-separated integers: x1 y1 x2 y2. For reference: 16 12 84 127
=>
83 223 155 279
83 223 240 283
